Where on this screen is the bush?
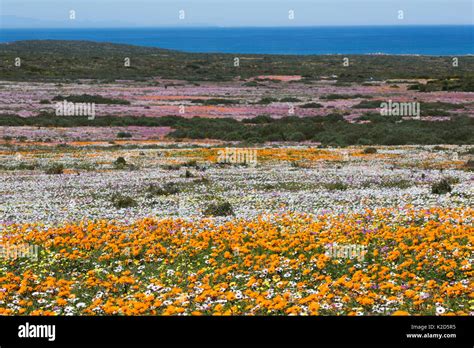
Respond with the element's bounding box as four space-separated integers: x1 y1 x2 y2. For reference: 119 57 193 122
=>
203 202 234 217
241 115 274 124
191 98 236 105
431 179 452 195
353 100 382 109
324 182 348 191
287 132 306 142
111 194 137 208
115 156 127 165
243 81 259 87
184 170 195 178
321 94 372 100
363 147 378 154
117 132 132 138
162 164 182 170
280 97 302 103
147 182 180 196
300 102 323 108
52 94 130 105
114 157 127 167
256 97 278 105
381 179 412 189
45 163 64 175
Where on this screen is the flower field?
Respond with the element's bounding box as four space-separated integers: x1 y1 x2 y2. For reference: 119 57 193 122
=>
0 145 473 316
0 207 472 316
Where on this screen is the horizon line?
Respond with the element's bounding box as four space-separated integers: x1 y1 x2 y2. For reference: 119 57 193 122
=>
2 24 474 30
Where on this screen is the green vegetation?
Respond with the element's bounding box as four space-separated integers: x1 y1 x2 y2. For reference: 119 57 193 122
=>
1 113 473 146
321 94 372 100
166 114 474 146
255 97 279 105
300 102 323 108
363 147 378 154
324 182 348 191
409 78 474 92
52 94 130 105
203 201 234 217
431 179 453 195
117 131 133 138
44 163 64 175
111 194 137 208
280 97 303 103
146 182 180 196
241 115 274 124
420 102 465 116
381 180 413 189
190 98 237 105
1 41 473 82
353 100 383 109
114 156 127 168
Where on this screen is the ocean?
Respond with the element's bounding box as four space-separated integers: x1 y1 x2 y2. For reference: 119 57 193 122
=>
0 26 472 55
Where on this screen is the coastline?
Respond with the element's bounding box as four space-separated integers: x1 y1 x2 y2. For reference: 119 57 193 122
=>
0 25 472 56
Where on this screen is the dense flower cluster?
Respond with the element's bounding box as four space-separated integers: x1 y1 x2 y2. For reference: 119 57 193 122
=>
1 207 472 316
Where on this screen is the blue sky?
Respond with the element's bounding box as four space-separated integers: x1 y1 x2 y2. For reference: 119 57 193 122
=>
1 0 473 28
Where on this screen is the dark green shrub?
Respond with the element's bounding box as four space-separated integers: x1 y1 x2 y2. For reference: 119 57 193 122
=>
191 98 236 105
431 179 452 194
52 94 130 105
241 115 274 124
280 97 302 102
114 157 127 167
184 170 195 178
243 81 259 87
363 147 378 154
147 182 180 196
300 102 323 108
117 132 132 138
111 194 137 208
162 164 182 170
287 132 306 142
381 180 412 189
324 182 348 190
353 100 382 109
45 163 64 175
203 202 234 217
256 97 278 105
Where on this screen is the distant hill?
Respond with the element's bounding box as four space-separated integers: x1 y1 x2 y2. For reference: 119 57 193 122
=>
1 40 473 82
